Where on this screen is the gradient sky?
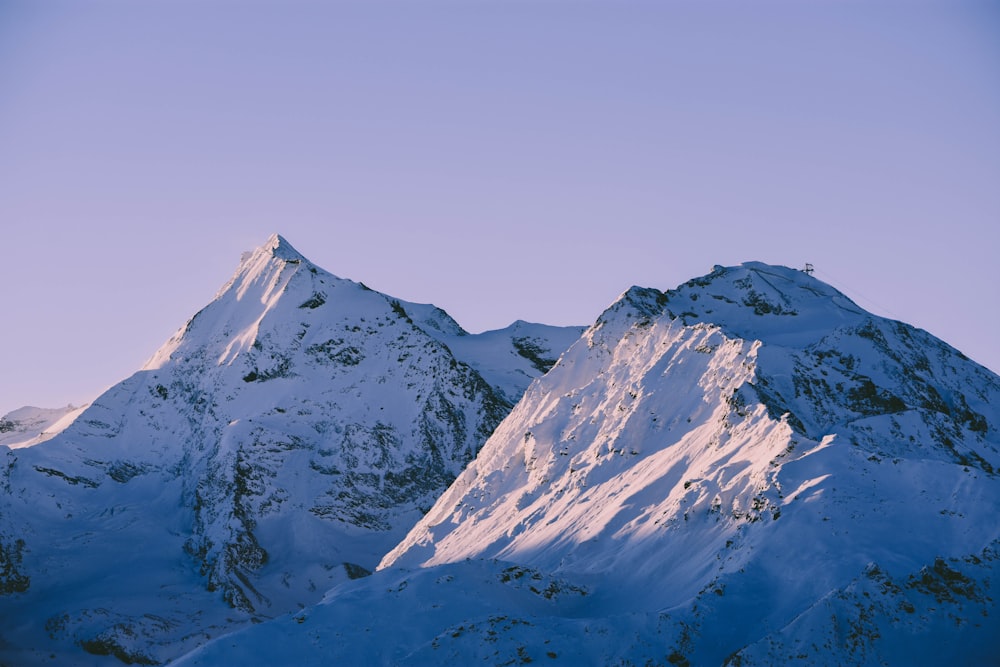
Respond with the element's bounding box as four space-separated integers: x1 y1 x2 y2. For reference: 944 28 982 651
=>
2 0 998 416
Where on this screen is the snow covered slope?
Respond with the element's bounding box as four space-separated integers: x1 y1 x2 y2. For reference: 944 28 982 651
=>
179 262 1000 666
0 234 580 666
0 404 87 449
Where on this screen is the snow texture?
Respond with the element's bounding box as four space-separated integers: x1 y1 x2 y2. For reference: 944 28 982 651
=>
180 262 1000 666
0 234 581 666
0 404 87 450
4 249 998 666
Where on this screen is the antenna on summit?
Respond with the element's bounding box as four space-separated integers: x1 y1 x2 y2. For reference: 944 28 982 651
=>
802 263 814 276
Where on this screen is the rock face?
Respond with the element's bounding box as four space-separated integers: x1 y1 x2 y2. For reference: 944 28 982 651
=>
0 234 582 666
177 262 1000 666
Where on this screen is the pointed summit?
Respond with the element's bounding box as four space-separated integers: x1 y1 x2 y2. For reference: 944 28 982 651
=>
262 233 306 262
234 233 310 277
146 234 324 369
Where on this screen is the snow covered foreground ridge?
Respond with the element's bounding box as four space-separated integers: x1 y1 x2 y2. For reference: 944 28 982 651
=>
0 404 88 450
177 261 1000 667
0 234 582 666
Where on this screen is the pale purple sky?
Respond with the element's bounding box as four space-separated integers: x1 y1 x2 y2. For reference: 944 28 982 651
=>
2 0 999 416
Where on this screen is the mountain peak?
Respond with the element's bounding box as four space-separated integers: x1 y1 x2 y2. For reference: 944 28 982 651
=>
369 259 1000 666
262 233 306 262
591 262 864 348
234 234 311 282
628 261 869 348
674 261 858 312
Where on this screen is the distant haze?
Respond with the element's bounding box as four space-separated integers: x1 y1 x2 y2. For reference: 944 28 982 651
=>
2 0 998 416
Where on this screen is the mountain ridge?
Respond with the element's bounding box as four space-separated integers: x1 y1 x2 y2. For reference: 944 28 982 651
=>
175 259 999 666
3 248 997 666
0 235 583 666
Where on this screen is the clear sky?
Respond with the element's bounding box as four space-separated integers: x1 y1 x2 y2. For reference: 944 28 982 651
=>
2 0 998 417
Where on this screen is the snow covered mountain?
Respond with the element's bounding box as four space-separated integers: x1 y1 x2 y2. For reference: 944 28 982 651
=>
0 404 88 450
176 262 1000 666
0 234 581 666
